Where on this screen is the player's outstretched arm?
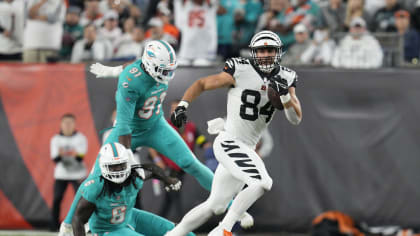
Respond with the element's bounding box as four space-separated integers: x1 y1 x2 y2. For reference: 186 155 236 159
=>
90 61 134 78
139 163 182 191
72 197 96 236
171 72 235 128
282 87 302 125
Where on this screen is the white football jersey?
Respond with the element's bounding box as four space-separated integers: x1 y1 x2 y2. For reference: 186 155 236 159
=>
174 0 218 60
223 58 297 147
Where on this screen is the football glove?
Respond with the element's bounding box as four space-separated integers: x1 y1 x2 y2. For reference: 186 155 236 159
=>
58 222 73 236
171 106 187 128
90 63 123 78
269 74 289 96
164 178 182 192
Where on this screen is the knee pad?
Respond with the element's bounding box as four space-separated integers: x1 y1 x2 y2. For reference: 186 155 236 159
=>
207 200 228 215
250 177 272 192
212 204 228 215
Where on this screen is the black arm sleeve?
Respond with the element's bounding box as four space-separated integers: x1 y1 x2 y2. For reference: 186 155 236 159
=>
76 156 83 162
53 156 62 163
138 163 172 184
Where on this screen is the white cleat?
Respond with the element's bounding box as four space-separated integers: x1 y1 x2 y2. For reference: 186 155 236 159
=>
58 222 73 236
239 212 254 229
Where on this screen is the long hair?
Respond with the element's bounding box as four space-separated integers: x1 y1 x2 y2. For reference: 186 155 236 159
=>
345 0 365 27
98 168 141 198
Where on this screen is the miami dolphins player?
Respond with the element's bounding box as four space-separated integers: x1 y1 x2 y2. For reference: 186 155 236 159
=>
72 142 189 236
60 40 253 235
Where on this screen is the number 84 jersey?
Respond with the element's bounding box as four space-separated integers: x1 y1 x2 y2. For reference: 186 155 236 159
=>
223 58 297 148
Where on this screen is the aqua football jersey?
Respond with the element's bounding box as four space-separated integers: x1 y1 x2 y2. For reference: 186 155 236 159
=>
80 174 143 233
114 59 169 136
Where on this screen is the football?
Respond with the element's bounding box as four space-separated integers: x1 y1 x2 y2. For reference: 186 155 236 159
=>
267 86 284 110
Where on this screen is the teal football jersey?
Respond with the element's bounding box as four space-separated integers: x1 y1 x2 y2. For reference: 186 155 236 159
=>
80 175 143 233
114 59 169 136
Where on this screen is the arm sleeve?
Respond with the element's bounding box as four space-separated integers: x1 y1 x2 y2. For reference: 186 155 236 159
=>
114 76 141 136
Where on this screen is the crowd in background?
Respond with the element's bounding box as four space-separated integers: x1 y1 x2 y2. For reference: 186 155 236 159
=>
0 0 420 68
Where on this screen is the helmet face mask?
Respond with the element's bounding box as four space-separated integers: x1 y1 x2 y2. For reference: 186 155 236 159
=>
142 40 177 84
249 31 284 73
99 143 131 184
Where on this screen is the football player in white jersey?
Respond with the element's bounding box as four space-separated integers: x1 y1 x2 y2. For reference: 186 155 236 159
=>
167 30 302 236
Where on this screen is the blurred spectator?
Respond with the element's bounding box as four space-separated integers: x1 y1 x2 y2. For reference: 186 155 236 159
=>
106 0 132 28
282 24 311 65
144 17 178 46
411 0 420 32
98 10 122 44
344 0 369 29
233 0 263 51
300 28 335 65
332 17 383 68
394 10 420 64
364 0 385 15
113 17 136 48
318 0 346 35
174 0 218 66
217 0 241 60
0 0 22 60
286 0 320 32
370 0 403 32
49 113 87 231
256 0 295 47
144 4 179 48
59 6 83 60
114 27 145 59
23 0 66 63
79 0 103 27
148 99 211 221
71 24 112 62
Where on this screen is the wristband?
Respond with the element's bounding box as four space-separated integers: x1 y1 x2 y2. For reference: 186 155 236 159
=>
178 100 189 109
280 93 291 104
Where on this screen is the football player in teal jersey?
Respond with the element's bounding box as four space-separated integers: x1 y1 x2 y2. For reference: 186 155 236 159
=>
72 142 189 236
59 40 253 236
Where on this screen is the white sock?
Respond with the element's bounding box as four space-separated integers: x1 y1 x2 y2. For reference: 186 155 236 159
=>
168 201 213 236
219 184 265 231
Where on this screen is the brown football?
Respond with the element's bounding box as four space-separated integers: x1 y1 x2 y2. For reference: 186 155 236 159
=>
267 86 284 110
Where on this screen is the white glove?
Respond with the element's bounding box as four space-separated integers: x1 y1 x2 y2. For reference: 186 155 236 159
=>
165 180 182 192
90 63 123 78
58 222 73 236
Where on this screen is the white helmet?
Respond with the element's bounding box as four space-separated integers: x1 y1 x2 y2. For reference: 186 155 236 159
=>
142 40 177 84
99 143 131 184
249 30 284 73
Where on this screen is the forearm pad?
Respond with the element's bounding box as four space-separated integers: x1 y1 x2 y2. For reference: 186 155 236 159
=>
284 106 301 125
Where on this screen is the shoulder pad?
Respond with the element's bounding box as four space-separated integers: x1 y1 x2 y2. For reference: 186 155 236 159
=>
278 66 297 87
232 57 250 65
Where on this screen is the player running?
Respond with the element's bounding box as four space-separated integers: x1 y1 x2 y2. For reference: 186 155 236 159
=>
166 30 302 236
72 142 189 236
60 39 252 236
